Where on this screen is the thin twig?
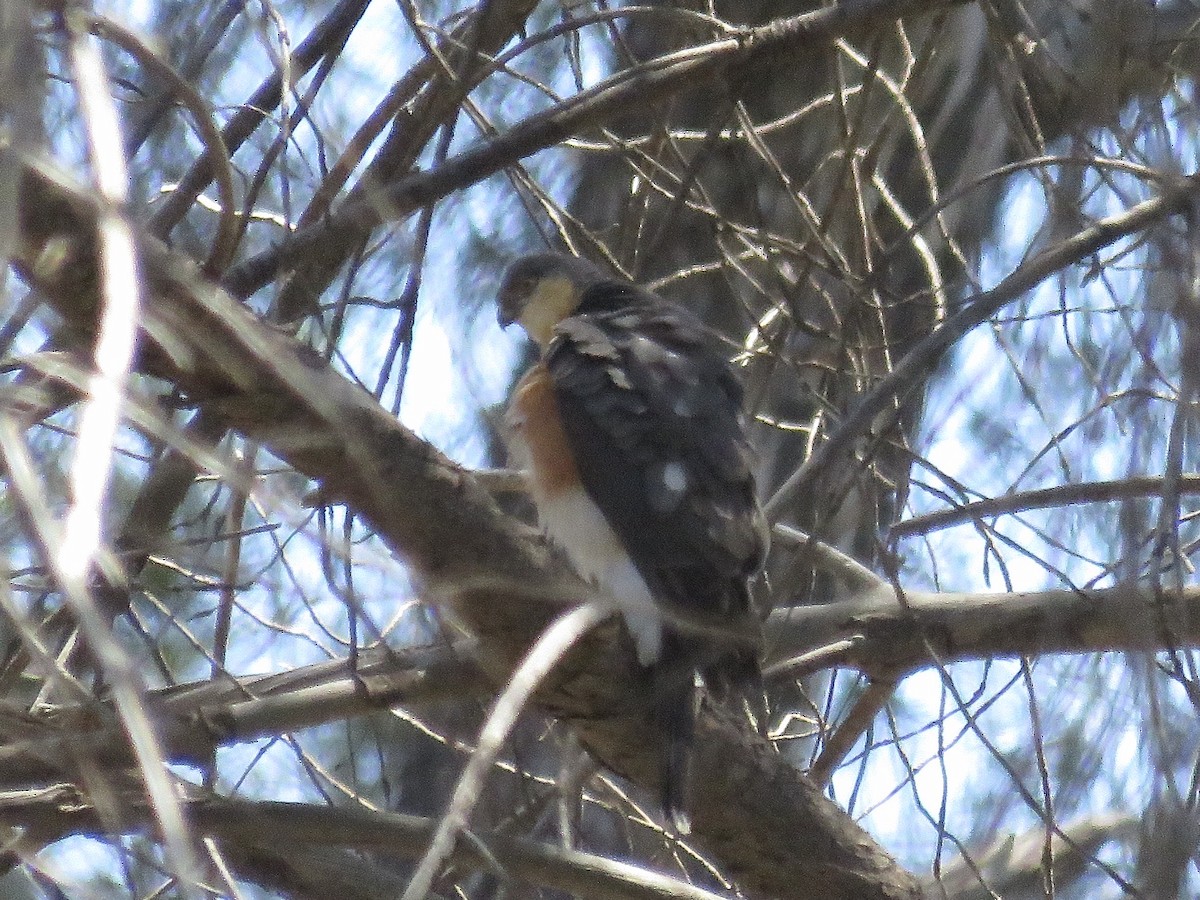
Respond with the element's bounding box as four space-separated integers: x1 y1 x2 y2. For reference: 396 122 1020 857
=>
402 600 612 900
772 523 884 590
894 474 1200 538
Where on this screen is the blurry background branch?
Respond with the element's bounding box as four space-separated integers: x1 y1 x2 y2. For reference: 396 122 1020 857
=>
0 791 747 900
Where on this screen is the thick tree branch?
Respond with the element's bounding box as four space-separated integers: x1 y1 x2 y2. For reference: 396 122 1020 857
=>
13 159 921 900
0 643 482 786
767 582 1200 677
11 572 1183 788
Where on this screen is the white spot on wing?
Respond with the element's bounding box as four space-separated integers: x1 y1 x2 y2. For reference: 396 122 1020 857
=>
537 486 662 665
663 461 687 493
647 461 688 514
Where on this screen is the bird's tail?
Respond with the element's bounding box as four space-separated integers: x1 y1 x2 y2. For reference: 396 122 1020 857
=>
652 638 700 835
654 657 697 835
650 577 765 832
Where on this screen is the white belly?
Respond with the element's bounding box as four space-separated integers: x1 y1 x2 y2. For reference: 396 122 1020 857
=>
537 485 663 666
504 384 663 667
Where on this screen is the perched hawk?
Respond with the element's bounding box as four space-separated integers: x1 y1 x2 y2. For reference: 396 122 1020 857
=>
498 253 768 832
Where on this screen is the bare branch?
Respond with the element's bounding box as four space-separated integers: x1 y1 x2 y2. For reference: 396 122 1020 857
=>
765 173 1200 523
58 11 200 885
0 792 742 900
932 814 1137 900
767 582 1200 676
772 523 885 590
222 0 966 300
404 602 612 900
0 643 482 787
809 679 896 785
893 475 1200 538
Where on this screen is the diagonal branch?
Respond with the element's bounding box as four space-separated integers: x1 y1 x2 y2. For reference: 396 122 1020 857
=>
764 172 1200 522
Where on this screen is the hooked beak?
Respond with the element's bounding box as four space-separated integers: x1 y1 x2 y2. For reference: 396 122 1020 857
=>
496 283 520 328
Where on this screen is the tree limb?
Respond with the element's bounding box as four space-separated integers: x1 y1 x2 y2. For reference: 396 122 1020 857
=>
764 172 1200 523
930 813 1136 900
892 475 1200 538
767 582 1200 677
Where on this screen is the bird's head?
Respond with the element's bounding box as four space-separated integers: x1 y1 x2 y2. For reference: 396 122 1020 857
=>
497 253 607 346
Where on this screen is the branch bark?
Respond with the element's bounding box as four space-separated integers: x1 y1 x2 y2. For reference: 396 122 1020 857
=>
0 643 482 786
931 813 1136 900
766 582 1200 678
891 475 1200 538
4 571 1187 790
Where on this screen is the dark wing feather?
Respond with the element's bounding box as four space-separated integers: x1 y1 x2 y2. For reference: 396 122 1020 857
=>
545 280 766 627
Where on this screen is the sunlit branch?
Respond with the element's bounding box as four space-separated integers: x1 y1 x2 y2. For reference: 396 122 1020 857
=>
893 475 1200 538
403 602 612 900
767 582 1200 676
